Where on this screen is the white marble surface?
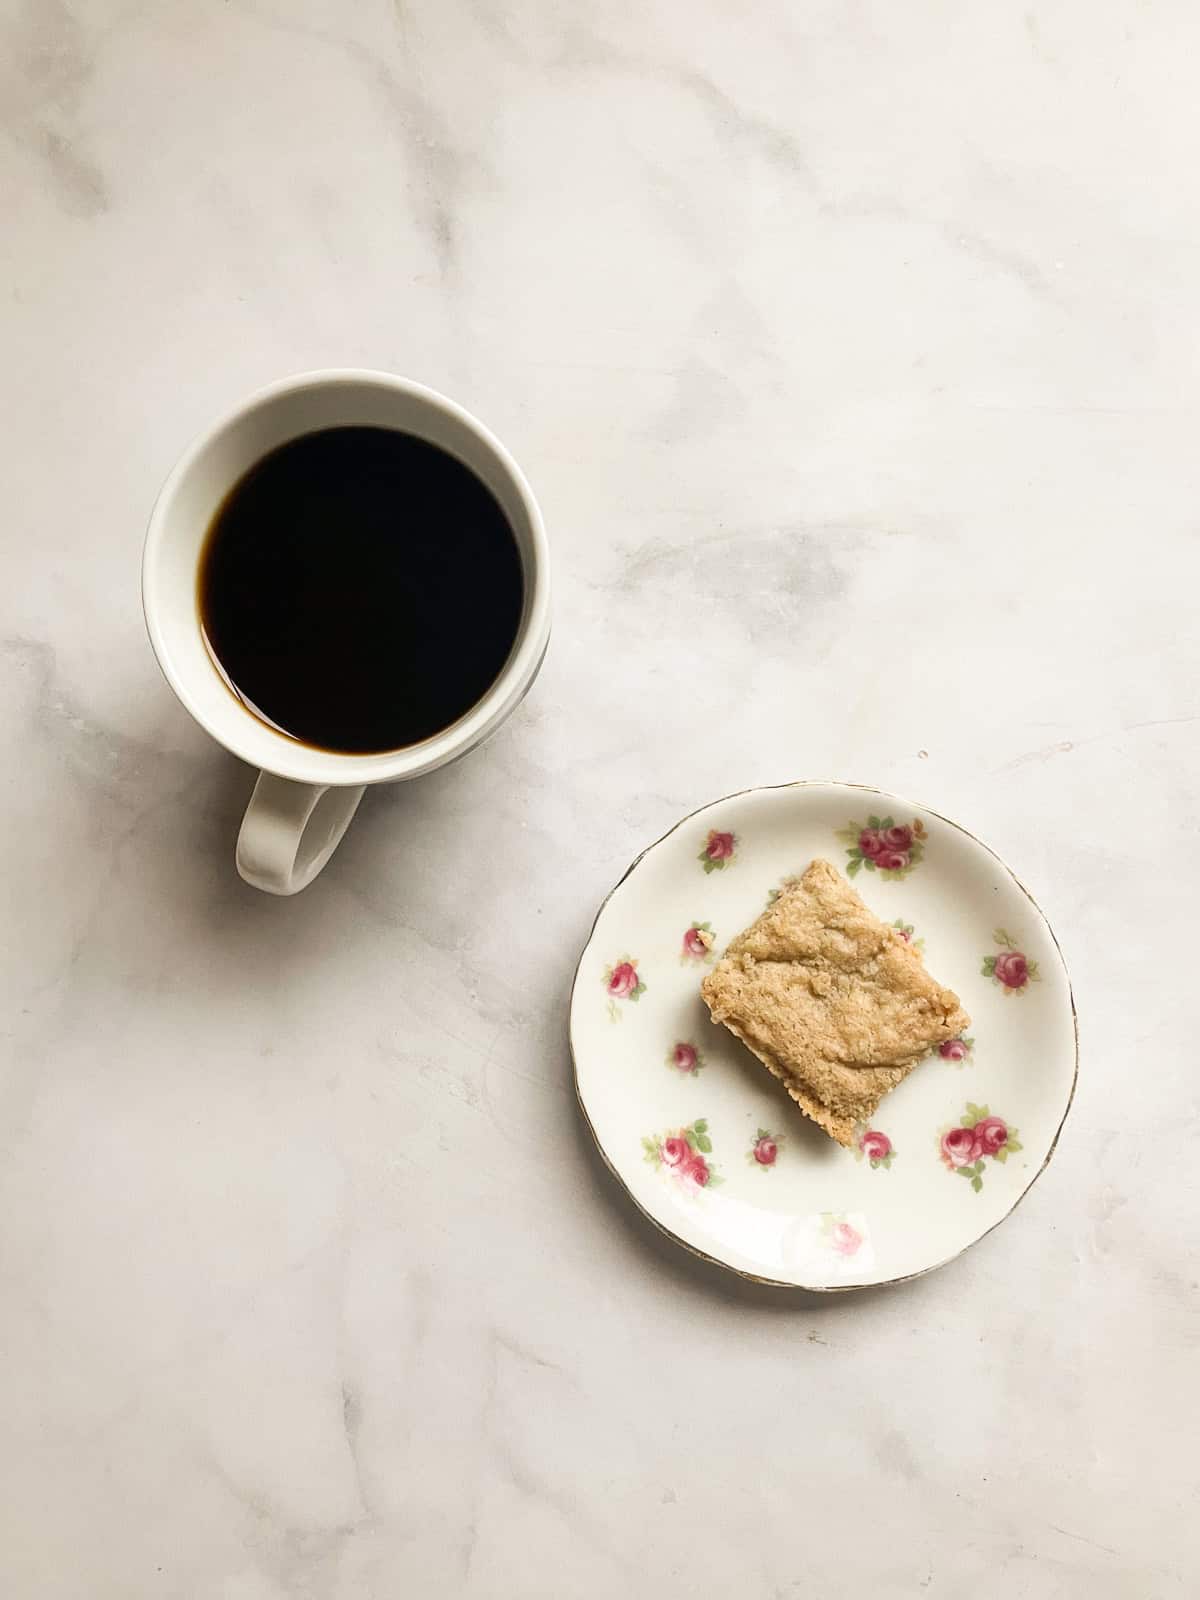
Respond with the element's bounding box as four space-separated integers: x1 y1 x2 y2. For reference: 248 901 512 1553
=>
2 2 1197 1594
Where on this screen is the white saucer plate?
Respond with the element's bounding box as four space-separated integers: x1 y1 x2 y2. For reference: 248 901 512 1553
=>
570 782 1077 1289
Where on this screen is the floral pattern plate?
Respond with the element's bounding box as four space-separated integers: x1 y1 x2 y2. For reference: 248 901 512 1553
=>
569 783 1076 1289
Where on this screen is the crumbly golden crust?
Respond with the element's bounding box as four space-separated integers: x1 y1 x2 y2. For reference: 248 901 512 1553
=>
700 858 970 1146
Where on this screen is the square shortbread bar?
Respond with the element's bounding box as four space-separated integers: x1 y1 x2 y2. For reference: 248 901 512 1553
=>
700 858 970 1146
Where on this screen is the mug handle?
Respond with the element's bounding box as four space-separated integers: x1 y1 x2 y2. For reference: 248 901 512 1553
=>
236 773 366 895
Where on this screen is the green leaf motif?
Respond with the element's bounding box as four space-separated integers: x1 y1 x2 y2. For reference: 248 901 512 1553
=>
879 815 895 829
981 956 997 976
697 1135 712 1154
694 1119 708 1133
864 858 877 872
971 1175 983 1192
867 814 882 829
685 1130 698 1151
847 858 862 878
994 1147 1008 1163
1008 1137 1023 1154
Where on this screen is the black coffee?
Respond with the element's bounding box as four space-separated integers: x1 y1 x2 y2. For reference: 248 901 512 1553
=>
198 427 525 754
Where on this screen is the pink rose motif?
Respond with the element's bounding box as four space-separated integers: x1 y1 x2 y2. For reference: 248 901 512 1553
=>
974 1116 1008 1156
706 831 735 862
831 1221 862 1257
860 1130 891 1162
993 950 1029 989
941 1126 977 1168
858 828 885 859
687 1155 711 1187
607 961 638 998
753 1136 777 1167
875 848 910 872
940 1038 968 1061
881 825 913 851
671 1042 698 1074
661 1135 690 1168
681 926 713 958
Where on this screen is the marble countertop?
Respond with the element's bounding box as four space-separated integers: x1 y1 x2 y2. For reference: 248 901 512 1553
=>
3 3 1197 1595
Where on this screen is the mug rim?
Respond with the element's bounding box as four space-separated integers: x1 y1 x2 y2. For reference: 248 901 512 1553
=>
142 368 551 786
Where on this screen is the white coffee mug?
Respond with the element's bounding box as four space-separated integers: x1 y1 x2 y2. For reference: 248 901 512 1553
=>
142 370 550 894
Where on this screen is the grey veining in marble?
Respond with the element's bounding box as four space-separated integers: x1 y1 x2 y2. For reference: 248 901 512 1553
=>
2 1 1198 1595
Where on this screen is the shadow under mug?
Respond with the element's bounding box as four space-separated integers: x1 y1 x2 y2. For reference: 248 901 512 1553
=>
142 370 550 894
